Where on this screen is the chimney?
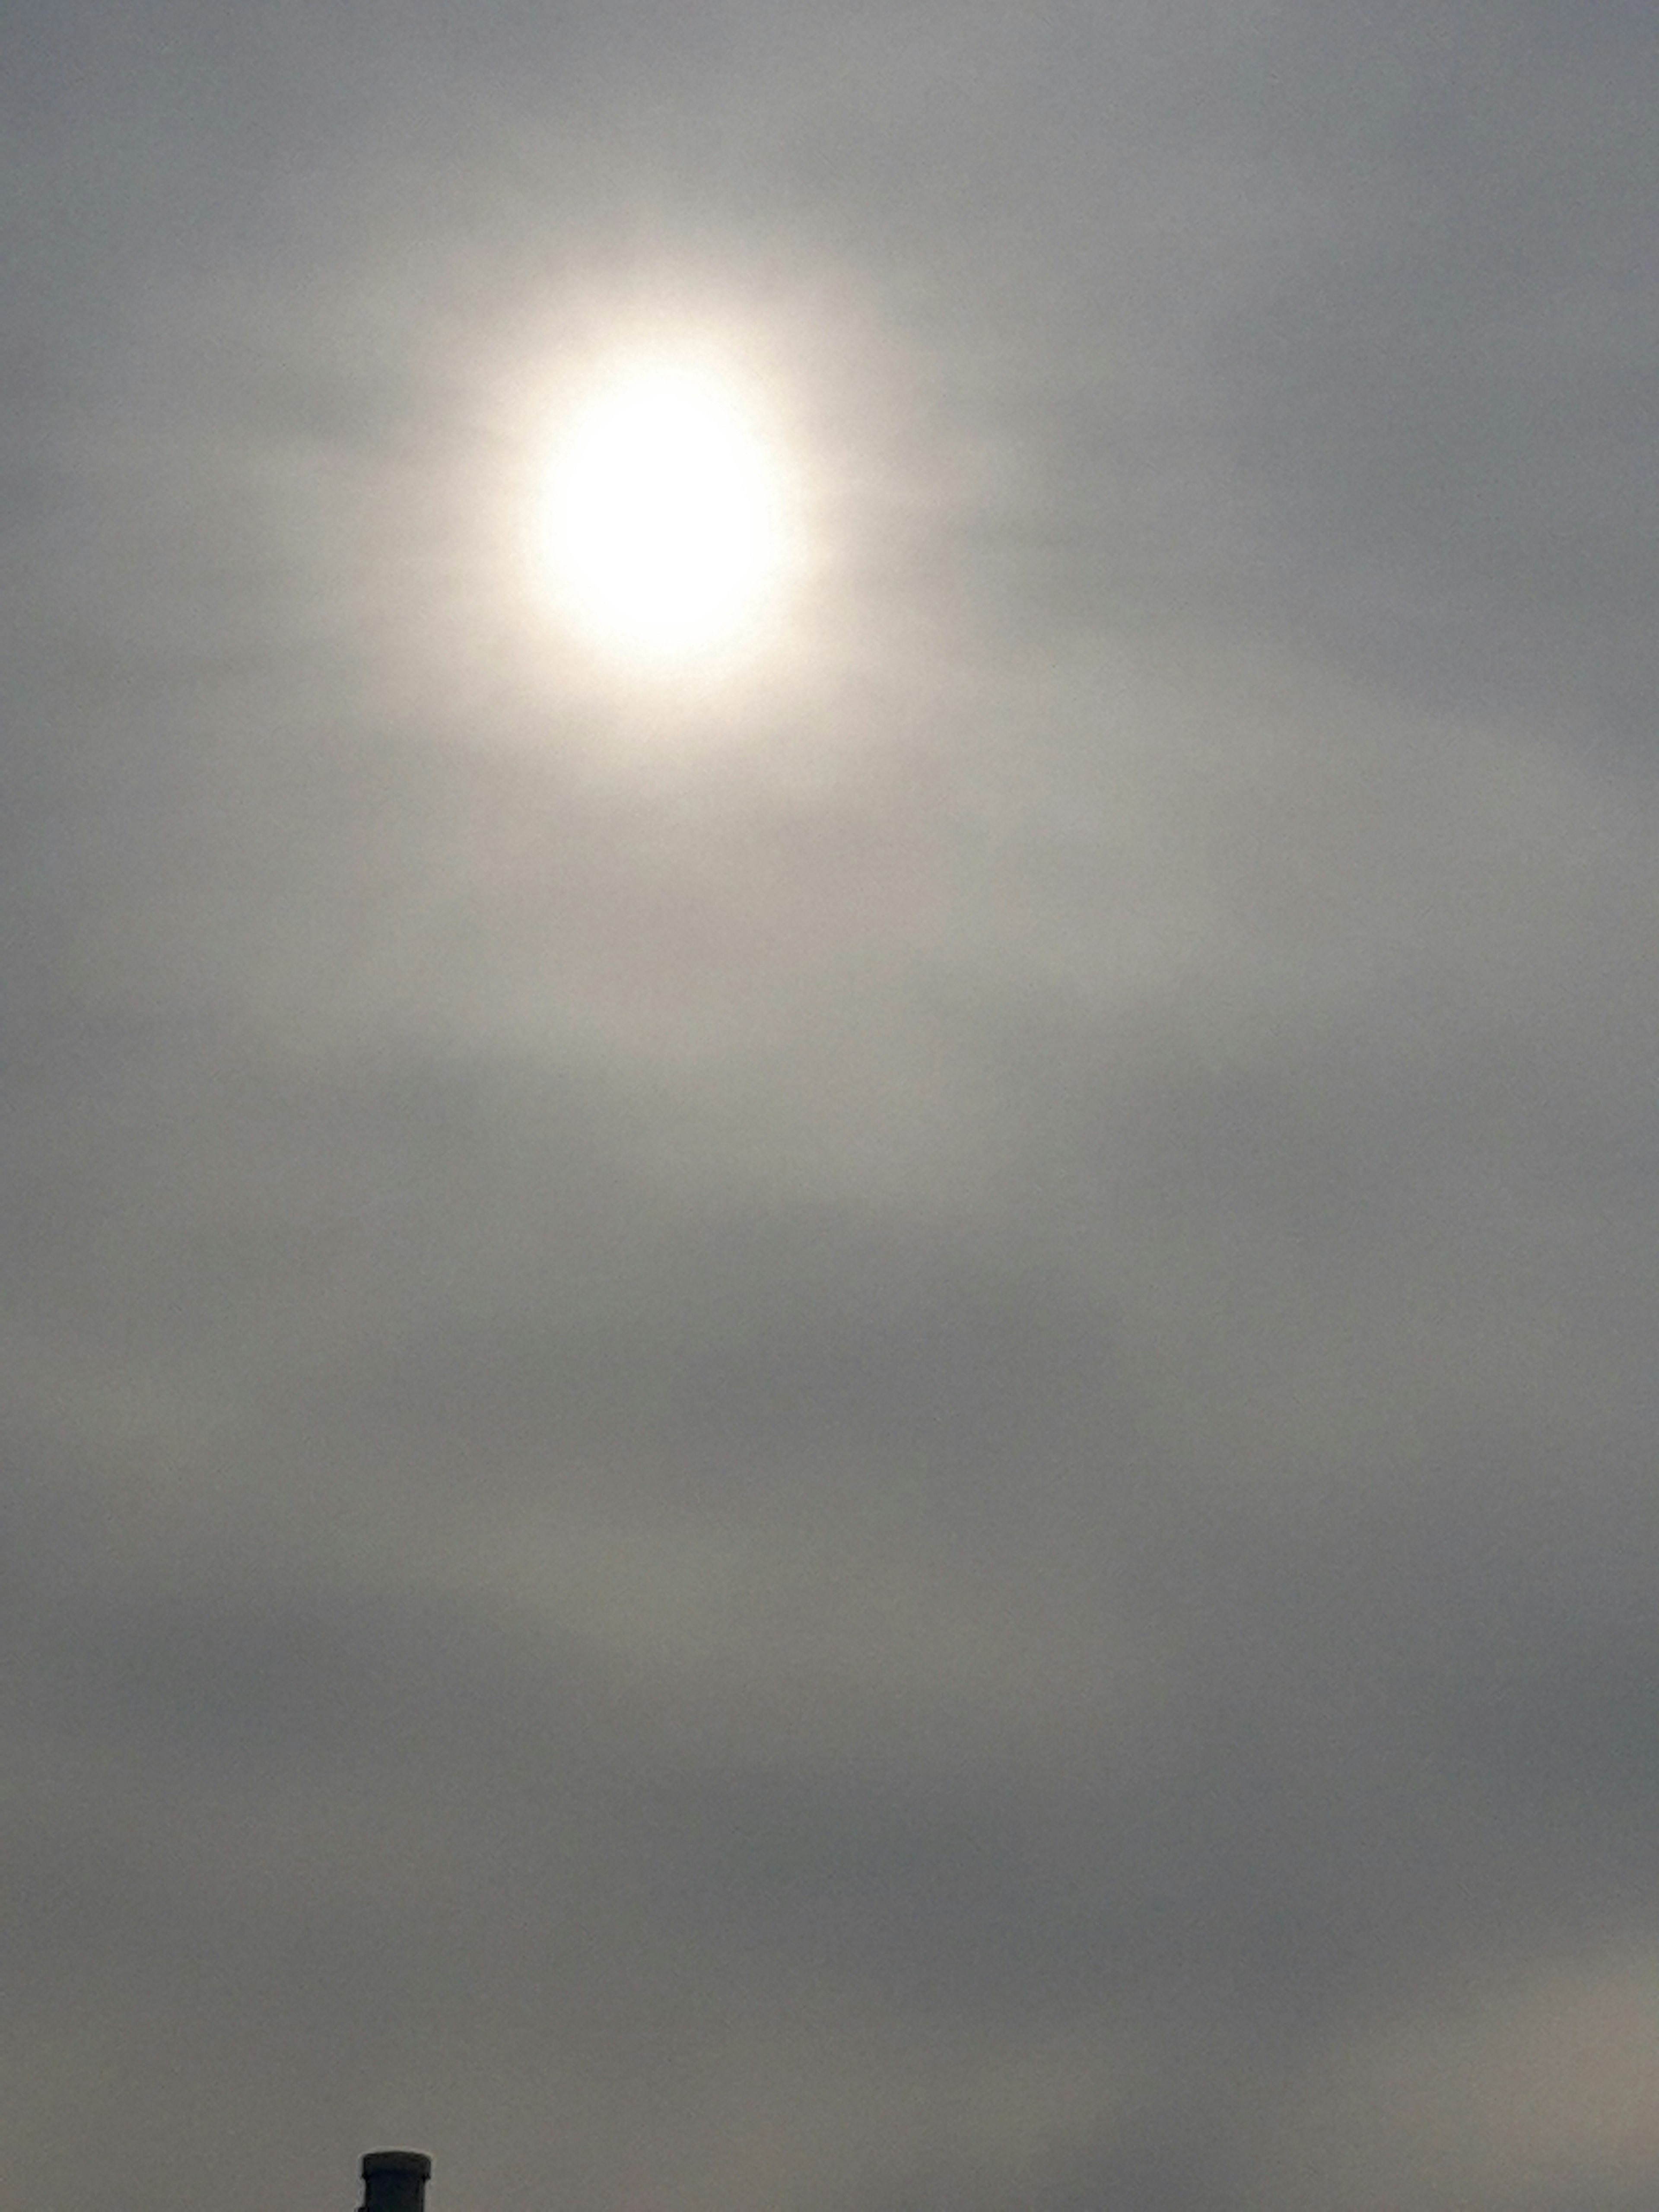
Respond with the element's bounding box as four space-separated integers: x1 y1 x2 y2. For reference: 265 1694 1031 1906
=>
361 2152 432 2212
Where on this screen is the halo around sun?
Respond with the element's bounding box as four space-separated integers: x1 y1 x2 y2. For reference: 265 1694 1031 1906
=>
537 355 798 674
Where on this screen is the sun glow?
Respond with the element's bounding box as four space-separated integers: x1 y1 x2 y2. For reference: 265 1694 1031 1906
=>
538 357 797 672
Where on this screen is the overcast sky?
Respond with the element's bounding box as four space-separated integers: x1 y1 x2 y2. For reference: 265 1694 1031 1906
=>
6 5 1659 2212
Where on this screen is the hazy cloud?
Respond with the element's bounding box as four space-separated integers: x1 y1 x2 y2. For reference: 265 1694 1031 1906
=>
5 5 1658 2212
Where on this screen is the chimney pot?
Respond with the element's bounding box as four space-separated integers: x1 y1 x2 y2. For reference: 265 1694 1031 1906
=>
361 2152 432 2212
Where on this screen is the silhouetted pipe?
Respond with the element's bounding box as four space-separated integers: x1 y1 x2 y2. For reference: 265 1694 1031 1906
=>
362 2151 432 2212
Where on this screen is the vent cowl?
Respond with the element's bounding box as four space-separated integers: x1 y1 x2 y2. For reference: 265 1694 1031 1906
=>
362 2151 432 2212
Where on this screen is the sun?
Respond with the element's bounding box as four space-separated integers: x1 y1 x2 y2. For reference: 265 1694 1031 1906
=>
537 356 797 672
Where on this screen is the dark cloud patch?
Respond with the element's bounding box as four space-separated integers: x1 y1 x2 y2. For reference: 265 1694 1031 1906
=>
1455 1624 1659 1821
1213 0 1659 759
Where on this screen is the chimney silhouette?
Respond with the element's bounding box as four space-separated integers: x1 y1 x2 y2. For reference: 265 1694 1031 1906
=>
361 2152 432 2212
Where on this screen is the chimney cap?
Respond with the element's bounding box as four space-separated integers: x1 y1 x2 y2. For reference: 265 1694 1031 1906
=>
362 2154 433 2181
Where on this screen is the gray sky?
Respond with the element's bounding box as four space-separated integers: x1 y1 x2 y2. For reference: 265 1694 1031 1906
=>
6 5 1659 2211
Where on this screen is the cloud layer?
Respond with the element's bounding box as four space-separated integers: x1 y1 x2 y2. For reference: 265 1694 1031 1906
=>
5 6 1659 2212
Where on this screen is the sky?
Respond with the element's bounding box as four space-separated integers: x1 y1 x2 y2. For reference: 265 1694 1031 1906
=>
5 4 1659 2211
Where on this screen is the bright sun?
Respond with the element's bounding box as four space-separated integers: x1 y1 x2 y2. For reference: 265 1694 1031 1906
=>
538 357 795 672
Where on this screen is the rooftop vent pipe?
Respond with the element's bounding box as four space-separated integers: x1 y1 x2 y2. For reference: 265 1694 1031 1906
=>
361 2152 432 2212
